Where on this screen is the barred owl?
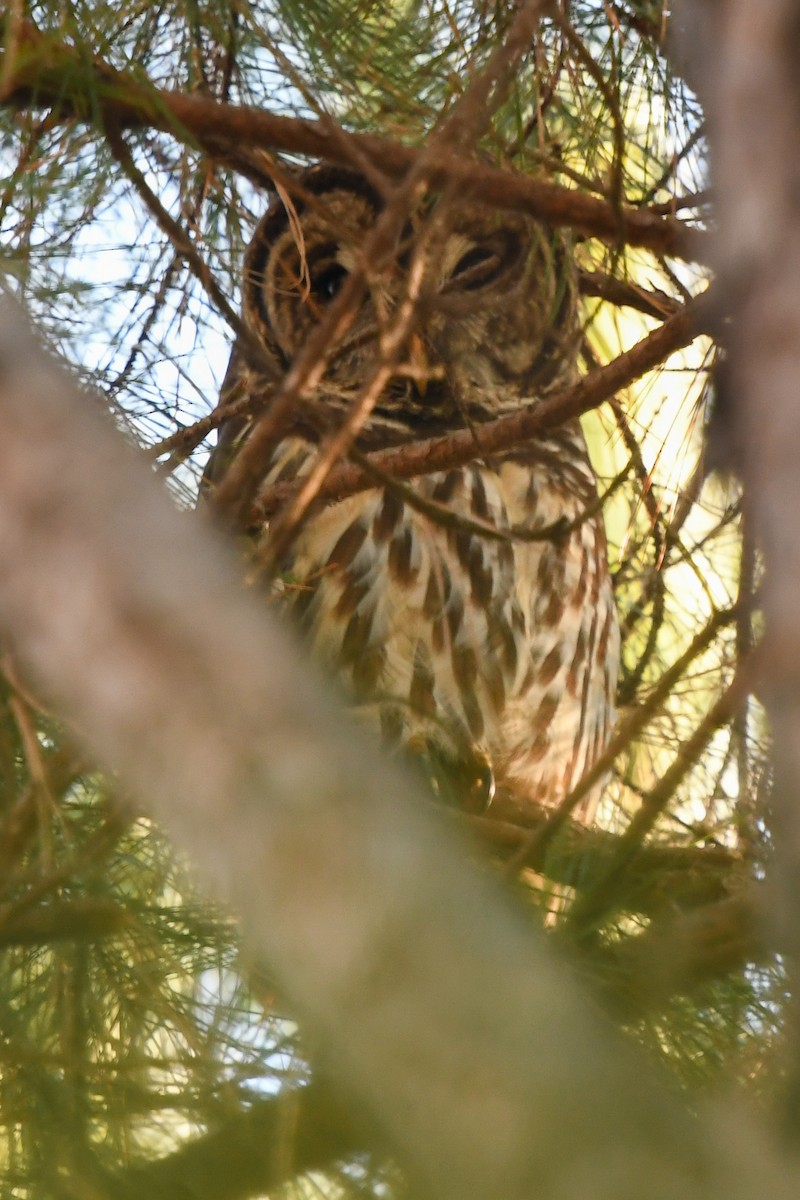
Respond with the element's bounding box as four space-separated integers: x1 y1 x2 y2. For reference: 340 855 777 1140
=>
203 165 619 818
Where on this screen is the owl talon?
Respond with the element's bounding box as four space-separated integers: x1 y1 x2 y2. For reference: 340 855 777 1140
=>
410 742 495 814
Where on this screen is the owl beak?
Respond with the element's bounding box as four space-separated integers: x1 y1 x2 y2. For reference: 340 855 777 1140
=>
409 332 430 396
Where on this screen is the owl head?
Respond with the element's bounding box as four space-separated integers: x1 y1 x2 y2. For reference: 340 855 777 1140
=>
236 164 580 437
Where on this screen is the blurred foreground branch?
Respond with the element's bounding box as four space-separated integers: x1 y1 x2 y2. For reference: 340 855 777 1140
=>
0 294 792 1199
683 0 800 1133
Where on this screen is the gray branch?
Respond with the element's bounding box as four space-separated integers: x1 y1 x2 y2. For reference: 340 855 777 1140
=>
0 292 794 1198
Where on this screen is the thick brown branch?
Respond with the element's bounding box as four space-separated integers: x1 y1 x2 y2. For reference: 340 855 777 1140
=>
468 801 746 918
149 268 688 473
588 891 768 1021
93 1081 370 1200
0 19 705 262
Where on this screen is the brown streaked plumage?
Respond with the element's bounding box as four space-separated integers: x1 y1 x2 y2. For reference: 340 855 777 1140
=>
203 165 619 818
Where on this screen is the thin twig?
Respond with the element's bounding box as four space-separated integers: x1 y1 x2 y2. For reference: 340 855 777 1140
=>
340 445 633 548
506 599 742 874
104 123 279 383
567 663 754 937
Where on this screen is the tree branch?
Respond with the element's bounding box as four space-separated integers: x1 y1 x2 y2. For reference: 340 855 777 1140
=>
246 289 711 524
681 0 800 1133
0 17 706 262
150 268 690 475
588 890 766 1021
76 1080 370 1200
0 294 794 1200
469 802 746 918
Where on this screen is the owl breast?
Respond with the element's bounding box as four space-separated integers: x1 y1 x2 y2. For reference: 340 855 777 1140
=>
263 426 618 816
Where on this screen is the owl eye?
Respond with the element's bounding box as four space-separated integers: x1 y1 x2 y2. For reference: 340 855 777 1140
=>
309 259 348 303
447 244 507 292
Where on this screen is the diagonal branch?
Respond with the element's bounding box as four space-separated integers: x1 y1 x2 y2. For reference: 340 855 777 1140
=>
149 267 686 474
0 293 794 1200
247 289 712 524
